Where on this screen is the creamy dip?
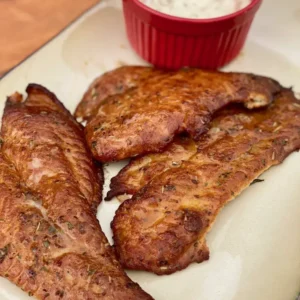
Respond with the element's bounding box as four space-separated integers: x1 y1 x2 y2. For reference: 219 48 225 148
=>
140 0 252 19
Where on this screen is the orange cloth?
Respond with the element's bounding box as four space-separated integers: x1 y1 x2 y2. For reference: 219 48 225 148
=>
0 0 99 75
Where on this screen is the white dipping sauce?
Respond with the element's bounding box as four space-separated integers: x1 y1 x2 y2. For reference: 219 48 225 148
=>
140 0 252 19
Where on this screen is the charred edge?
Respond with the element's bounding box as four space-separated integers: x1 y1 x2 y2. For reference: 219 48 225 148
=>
105 174 126 200
26 84 65 108
25 84 77 122
105 165 136 200
106 173 151 201
105 184 135 201
118 247 210 276
0 244 10 263
93 159 104 195
249 73 282 92
267 78 282 100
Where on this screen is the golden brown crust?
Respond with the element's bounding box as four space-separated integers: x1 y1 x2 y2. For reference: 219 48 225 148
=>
85 68 281 162
0 85 152 299
106 135 197 200
74 66 164 121
112 89 300 275
6 84 102 212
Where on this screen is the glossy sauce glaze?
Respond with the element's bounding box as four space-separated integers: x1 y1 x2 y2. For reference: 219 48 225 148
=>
140 0 252 19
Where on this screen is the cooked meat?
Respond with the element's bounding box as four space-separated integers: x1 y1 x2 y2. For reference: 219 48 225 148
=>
0 84 152 299
5 86 103 213
74 66 164 121
106 135 197 200
85 68 281 162
112 89 300 275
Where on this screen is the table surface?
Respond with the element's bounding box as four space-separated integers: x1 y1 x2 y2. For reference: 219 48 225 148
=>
0 0 99 76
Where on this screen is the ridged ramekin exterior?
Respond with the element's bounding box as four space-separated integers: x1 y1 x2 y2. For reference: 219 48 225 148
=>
123 0 262 69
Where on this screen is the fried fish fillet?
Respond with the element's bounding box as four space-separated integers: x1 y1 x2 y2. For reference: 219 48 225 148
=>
106 136 197 200
74 66 164 121
112 89 300 275
0 84 152 299
85 68 280 162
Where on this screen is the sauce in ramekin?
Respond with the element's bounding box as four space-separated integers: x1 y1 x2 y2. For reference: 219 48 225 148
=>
139 0 252 19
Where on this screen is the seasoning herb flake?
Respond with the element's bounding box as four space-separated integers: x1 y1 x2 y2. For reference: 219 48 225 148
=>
67 222 74 230
41 266 49 272
87 268 96 276
43 240 50 248
48 226 56 235
164 185 176 191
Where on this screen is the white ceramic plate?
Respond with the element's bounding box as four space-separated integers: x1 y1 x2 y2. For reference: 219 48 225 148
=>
0 0 300 299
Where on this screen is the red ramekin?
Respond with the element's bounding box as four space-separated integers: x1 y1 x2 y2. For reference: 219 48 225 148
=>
122 0 262 69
